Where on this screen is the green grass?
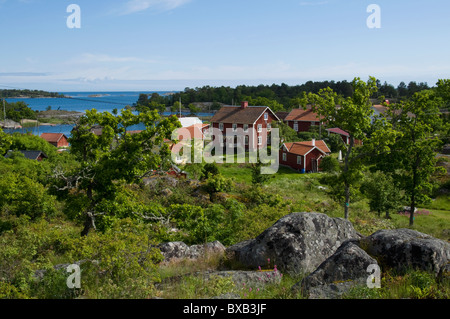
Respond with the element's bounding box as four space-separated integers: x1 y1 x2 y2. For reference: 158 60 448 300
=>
390 209 450 240
426 196 450 211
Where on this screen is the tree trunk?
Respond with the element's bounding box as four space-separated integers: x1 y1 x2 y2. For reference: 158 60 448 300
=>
344 183 350 220
343 136 354 220
81 185 96 236
81 212 95 236
409 155 420 226
409 193 415 227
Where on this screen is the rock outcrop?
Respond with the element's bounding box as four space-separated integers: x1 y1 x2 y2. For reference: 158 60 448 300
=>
158 241 226 262
293 240 378 299
226 212 359 275
361 228 450 276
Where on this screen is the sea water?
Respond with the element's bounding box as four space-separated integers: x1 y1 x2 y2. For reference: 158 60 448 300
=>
4 91 213 137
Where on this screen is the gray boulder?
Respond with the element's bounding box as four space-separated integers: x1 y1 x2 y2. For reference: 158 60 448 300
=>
361 228 450 276
293 240 378 299
225 212 359 275
198 270 282 289
158 241 226 262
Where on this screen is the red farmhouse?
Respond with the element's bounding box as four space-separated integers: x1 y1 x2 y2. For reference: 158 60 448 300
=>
209 101 280 149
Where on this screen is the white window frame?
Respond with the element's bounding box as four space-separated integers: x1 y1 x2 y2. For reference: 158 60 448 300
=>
232 123 237 132
293 122 298 132
258 136 262 145
219 123 224 131
297 156 302 165
243 124 249 132
267 123 271 131
264 113 268 120
282 153 287 161
257 124 262 133
311 121 315 126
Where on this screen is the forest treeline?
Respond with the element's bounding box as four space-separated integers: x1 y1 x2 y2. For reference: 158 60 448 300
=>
137 79 435 112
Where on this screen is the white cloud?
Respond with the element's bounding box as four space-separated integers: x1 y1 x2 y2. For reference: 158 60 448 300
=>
120 0 191 15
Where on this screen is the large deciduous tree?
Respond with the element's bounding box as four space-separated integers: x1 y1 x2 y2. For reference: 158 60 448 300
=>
382 90 445 226
56 108 180 236
306 77 398 219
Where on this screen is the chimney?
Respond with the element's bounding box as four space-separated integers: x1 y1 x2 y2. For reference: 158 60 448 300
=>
241 101 248 109
312 138 316 146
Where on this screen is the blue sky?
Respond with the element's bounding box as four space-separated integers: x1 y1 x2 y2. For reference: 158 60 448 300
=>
0 0 449 91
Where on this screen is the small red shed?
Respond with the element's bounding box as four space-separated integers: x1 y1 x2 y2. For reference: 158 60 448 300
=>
279 139 330 173
40 133 70 148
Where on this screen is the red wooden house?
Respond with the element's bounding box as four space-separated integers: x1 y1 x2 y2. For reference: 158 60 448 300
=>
209 101 280 150
284 108 324 132
326 128 363 146
279 139 331 173
40 133 70 148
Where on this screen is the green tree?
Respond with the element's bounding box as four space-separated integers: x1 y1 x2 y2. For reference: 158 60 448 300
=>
4 101 37 122
201 162 220 180
360 171 404 219
57 108 180 236
272 121 298 143
188 103 201 114
306 77 398 219
171 101 182 113
383 91 445 226
436 79 450 107
250 160 271 185
244 96 284 112
137 93 149 106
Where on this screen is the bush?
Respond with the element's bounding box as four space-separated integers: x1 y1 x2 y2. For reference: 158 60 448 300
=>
201 163 220 180
319 156 340 173
0 171 57 219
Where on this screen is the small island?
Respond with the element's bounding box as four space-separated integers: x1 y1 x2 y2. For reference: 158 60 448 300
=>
0 89 65 99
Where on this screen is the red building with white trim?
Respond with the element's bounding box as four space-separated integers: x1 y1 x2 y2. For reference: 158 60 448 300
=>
209 101 280 149
284 108 323 132
279 139 331 173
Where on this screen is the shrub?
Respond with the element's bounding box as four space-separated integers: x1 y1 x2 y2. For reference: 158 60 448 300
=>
319 156 340 173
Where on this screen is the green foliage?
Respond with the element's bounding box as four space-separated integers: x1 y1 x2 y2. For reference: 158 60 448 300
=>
382 90 446 225
324 133 346 153
168 202 240 245
319 156 340 173
188 103 201 113
250 160 272 185
1 101 37 122
203 174 233 198
271 121 298 143
0 171 57 219
360 171 404 218
201 162 220 180
0 89 63 99
0 128 11 156
0 217 163 299
9 132 58 160
243 96 285 112
61 108 181 235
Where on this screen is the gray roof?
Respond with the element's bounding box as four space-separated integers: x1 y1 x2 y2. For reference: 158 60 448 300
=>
210 106 279 124
4 150 48 160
